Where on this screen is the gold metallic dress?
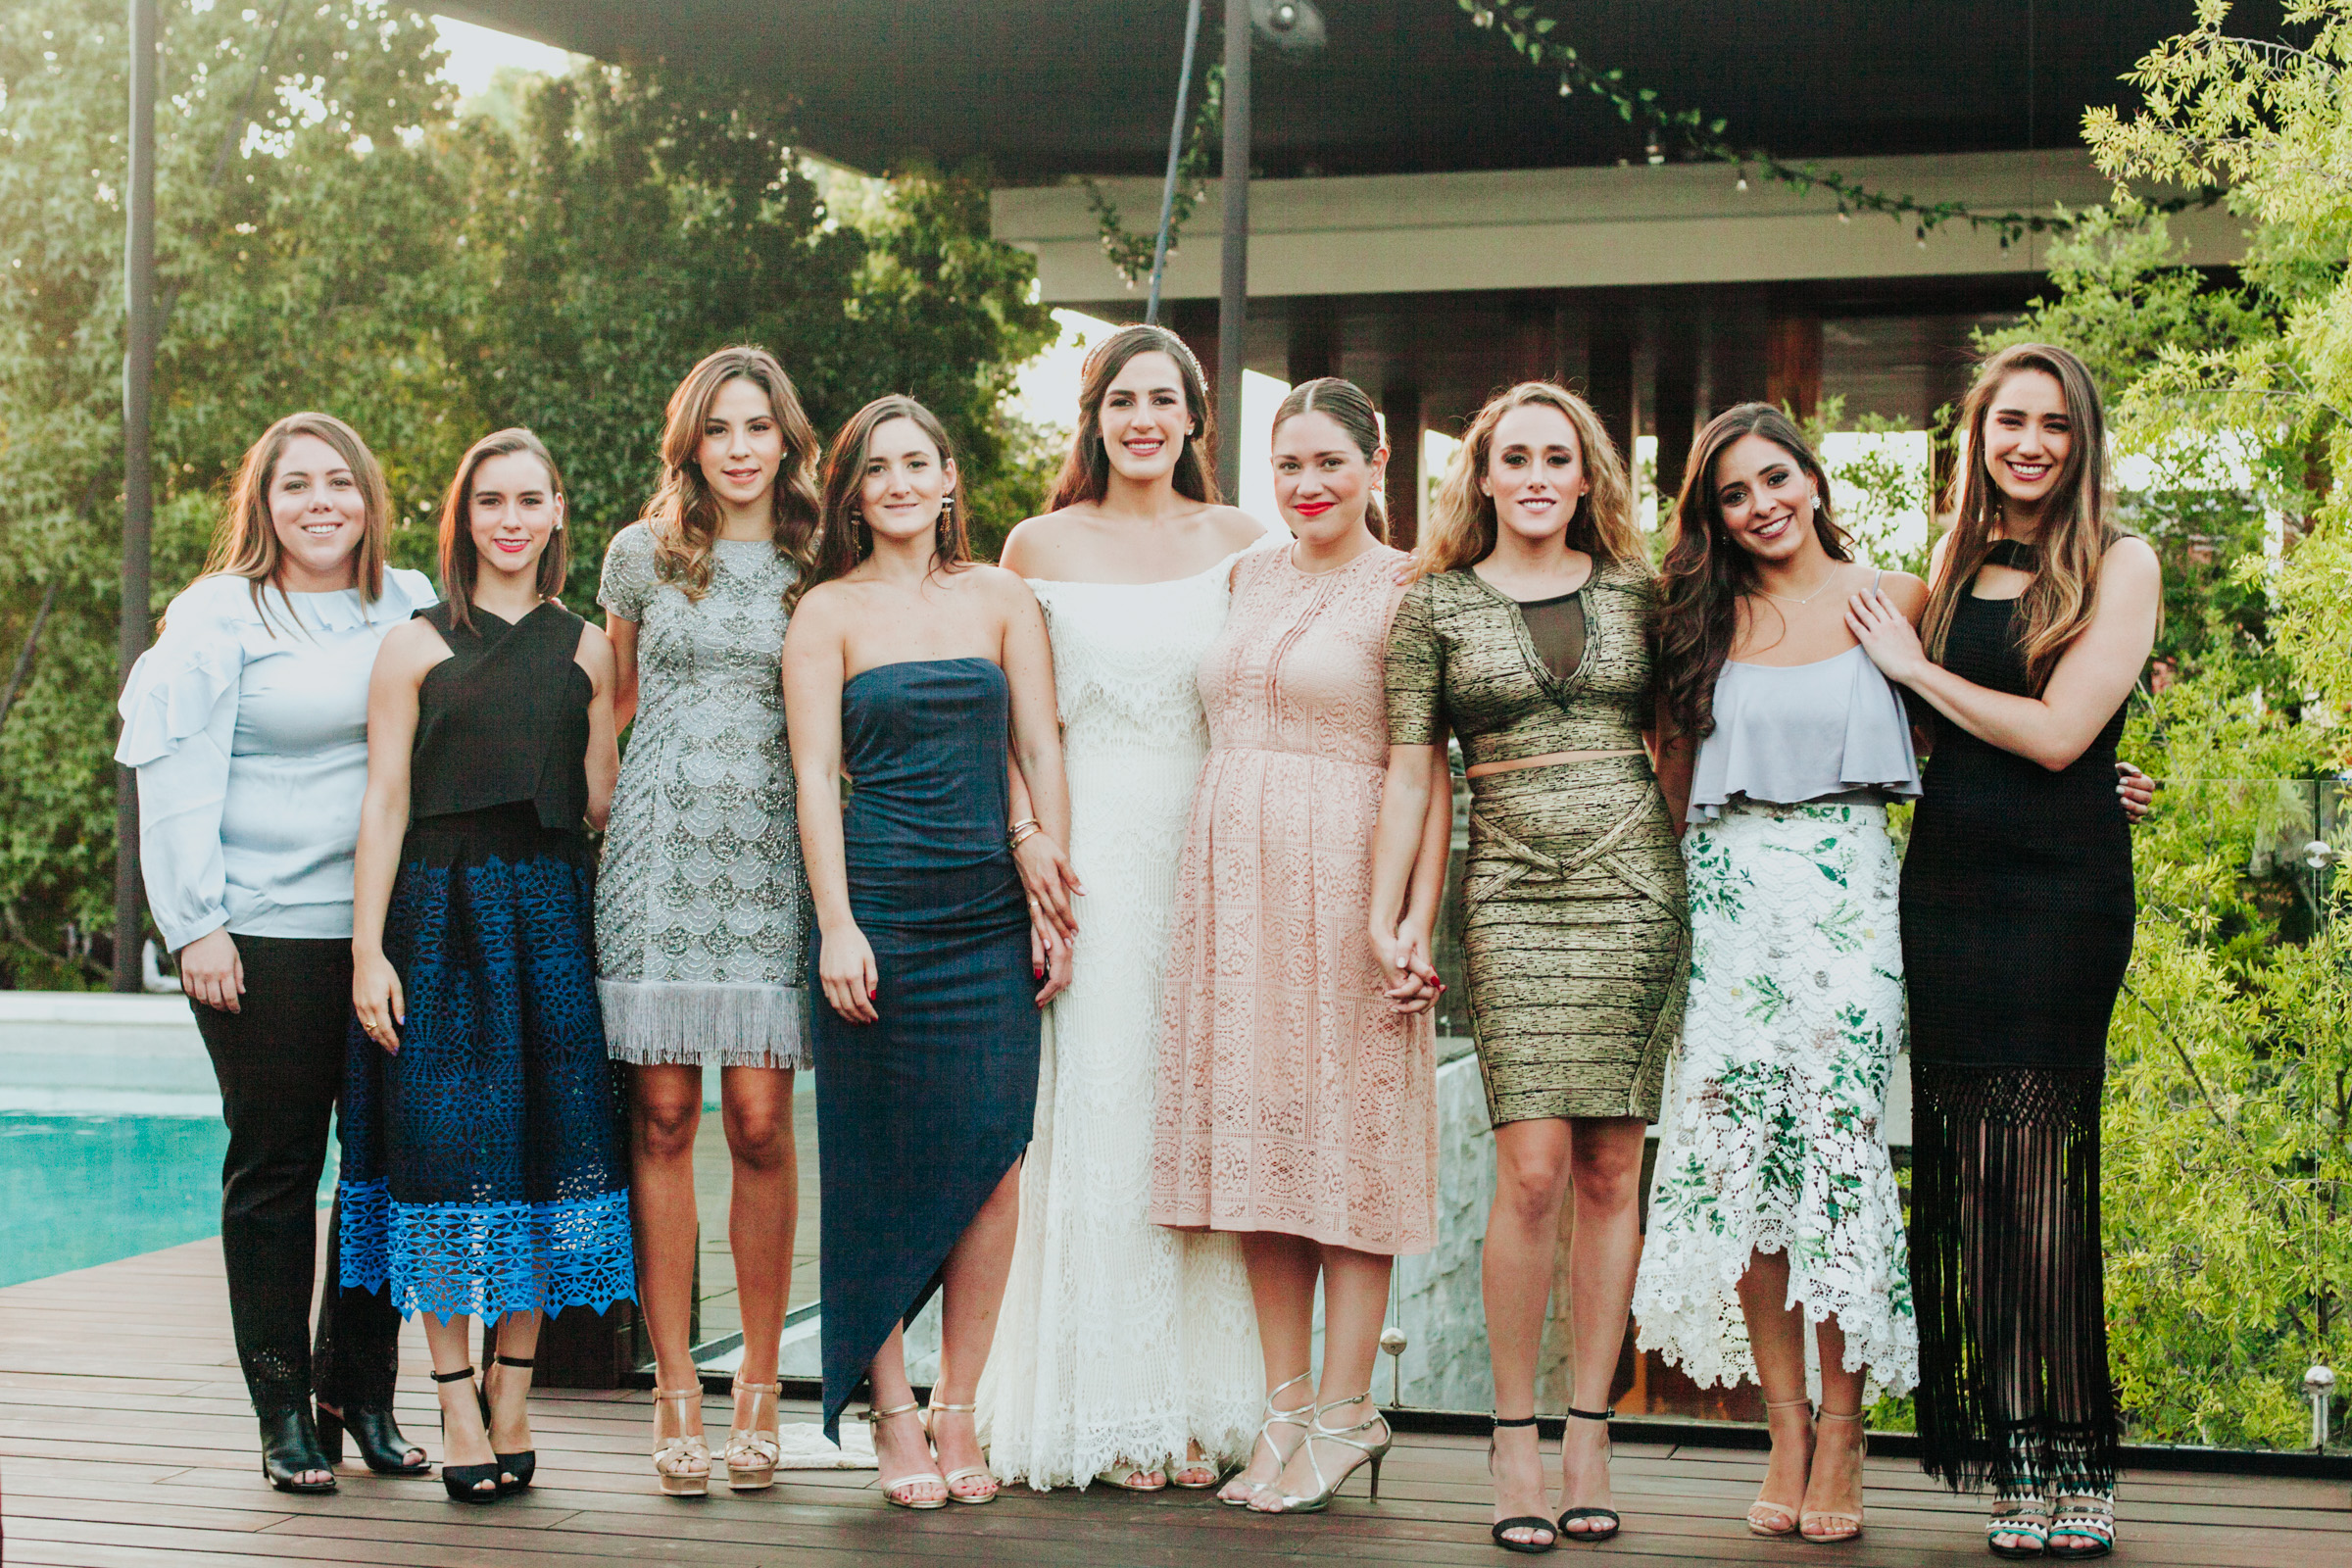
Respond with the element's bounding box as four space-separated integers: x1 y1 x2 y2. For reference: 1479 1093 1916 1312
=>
1384 560 1689 1125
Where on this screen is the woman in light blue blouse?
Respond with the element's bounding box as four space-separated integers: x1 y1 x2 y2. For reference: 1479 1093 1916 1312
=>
118 412 438 1494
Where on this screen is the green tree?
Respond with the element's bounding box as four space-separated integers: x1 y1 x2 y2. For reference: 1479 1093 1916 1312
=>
0 1 465 986
0 2 1055 987
447 65 1052 591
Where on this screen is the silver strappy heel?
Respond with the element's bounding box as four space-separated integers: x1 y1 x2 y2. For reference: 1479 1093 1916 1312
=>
1256 1392 1392 1514
1219 1370 1314 1507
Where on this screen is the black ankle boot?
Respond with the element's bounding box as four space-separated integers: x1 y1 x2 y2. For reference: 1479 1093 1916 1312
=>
317 1402 430 1476
258 1405 338 1494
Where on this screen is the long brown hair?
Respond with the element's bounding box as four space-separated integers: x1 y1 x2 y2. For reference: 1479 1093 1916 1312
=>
437 428 568 634
201 412 391 634
1416 381 1638 574
1655 403 1855 739
1047 324 1220 511
1271 376 1388 532
1922 343 2119 693
796 395 972 607
641 346 822 604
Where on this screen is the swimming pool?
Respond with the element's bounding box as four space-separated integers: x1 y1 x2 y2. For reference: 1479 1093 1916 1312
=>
0 1112 257 1286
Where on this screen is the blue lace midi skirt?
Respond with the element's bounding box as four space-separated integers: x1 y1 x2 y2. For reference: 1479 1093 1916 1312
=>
338 808 637 1320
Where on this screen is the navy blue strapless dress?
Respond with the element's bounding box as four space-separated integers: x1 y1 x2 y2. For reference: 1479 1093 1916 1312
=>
814 658 1041 1439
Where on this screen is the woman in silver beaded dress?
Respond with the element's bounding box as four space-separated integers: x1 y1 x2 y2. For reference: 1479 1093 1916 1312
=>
595 346 822 1496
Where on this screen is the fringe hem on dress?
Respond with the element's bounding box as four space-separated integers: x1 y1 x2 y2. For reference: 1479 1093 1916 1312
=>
598 979 812 1070
1910 1060 2119 1494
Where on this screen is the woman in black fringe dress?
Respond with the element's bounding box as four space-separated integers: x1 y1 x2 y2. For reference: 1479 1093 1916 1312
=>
1846 343 2160 1562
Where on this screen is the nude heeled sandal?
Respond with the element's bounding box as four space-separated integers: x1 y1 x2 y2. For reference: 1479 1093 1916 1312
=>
1800 1407 1868 1544
722 1378 781 1492
867 1401 948 1509
1747 1396 1813 1537
924 1399 998 1504
651 1386 710 1497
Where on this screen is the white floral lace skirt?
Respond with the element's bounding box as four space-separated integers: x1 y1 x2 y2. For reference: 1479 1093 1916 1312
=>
1632 800 1919 1397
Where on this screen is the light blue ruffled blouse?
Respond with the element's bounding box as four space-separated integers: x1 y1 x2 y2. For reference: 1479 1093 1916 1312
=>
116 568 439 952
1686 643 1923 822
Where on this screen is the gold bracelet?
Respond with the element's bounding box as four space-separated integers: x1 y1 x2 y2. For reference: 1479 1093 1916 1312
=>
1007 818 1042 849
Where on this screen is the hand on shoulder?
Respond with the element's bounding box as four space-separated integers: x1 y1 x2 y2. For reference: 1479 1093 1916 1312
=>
1870 566 1930 620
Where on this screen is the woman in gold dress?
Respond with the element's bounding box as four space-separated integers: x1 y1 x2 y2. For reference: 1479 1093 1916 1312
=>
1367 381 1687 1553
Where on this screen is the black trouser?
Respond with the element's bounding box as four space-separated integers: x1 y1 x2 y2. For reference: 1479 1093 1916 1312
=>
187 934 400 1416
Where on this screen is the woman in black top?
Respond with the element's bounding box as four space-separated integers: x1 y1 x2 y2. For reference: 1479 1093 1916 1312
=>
1848 344 2159 1561
342 428 634 1504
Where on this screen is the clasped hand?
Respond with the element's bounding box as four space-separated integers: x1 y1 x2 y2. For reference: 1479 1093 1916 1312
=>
1368 918 1443 1015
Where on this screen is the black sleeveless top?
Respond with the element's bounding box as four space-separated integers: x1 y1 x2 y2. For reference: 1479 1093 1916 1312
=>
411 600 592 831
1898 537 2135 1070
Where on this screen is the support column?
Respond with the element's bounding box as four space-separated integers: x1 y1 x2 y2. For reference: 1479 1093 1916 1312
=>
1215 0 1250 500
1168 297 1220 474
1585 310 1638 476
1286 301 1337 385
1653 311 1701 511
1765 313 1823 421
1380 381 1423 552
116 0 158 993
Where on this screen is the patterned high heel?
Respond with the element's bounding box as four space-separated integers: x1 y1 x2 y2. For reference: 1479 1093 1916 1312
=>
924 1399 998 1503
721 1378 781 1493
1799 1407 1866 1543
2046 1489 2115 1559
1747 1396 1812 1536
1220 1371 1314 1507
1554 1405 1620 1544
868 1401 948 1508
650 1386 710 1497
1256 1393 1391 1514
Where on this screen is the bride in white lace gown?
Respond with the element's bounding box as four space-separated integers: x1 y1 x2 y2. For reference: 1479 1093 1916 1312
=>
980 326 1269 1490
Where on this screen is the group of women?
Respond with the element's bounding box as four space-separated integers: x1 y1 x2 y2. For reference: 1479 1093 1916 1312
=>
120 324 2155 1561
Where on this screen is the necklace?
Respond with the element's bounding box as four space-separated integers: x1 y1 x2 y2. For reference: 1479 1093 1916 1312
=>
1755 564 1841 605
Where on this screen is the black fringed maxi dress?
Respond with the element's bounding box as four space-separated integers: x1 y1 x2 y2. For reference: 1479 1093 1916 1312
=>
1898 540 2133 1494
812 658 1041 1441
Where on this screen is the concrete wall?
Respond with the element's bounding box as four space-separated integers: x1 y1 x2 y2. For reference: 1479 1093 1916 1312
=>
993 149 2245 307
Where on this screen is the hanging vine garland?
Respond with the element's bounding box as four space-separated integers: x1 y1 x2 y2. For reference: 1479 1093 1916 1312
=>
1085 1 2213 285
1089 62 1224 285
1458 0 2211 244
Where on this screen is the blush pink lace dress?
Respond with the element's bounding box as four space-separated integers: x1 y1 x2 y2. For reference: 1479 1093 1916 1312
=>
1149 543 1439 1254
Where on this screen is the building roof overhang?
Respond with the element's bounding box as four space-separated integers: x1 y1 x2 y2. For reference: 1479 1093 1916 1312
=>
433 1 2273 181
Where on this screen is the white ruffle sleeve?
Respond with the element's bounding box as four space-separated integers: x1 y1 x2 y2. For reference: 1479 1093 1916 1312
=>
116 576 250 952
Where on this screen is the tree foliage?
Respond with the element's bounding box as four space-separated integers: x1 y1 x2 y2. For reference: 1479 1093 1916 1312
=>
0 1 1054 986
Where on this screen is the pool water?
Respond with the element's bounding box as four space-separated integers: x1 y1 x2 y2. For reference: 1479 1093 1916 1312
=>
0 1112 330 1288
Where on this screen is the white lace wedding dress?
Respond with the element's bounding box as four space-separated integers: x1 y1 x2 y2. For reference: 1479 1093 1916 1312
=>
977 557 1263 1490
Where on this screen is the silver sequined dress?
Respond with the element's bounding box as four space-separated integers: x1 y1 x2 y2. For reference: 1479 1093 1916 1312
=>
595 524 811 1068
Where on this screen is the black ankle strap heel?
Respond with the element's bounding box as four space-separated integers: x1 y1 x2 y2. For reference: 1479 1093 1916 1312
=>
432 1367 504 1504
1489 1414 1556 1554
485 1354 537 1494
1557 1405 1621 1544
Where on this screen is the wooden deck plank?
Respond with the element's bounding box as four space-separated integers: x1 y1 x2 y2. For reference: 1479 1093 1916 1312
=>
2 1235 2344 1566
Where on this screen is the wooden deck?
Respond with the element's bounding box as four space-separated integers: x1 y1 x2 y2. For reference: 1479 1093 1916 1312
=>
3 1237 2347 1567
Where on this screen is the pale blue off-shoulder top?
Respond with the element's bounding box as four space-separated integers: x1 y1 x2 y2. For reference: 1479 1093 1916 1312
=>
1687 642 1922 823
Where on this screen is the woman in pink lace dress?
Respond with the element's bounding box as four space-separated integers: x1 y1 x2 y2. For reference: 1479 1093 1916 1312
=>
1150 378 1451 1516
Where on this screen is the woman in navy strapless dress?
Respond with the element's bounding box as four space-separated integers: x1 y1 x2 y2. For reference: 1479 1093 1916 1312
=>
782 396 1073 1509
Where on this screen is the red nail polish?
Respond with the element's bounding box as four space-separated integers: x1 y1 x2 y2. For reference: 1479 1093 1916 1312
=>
867 987 878 1000
1034 966 1045 979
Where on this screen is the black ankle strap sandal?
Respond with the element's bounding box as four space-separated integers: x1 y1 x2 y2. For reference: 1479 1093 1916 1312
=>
1488 1414 1557 1554
1556 1406 1621 1544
